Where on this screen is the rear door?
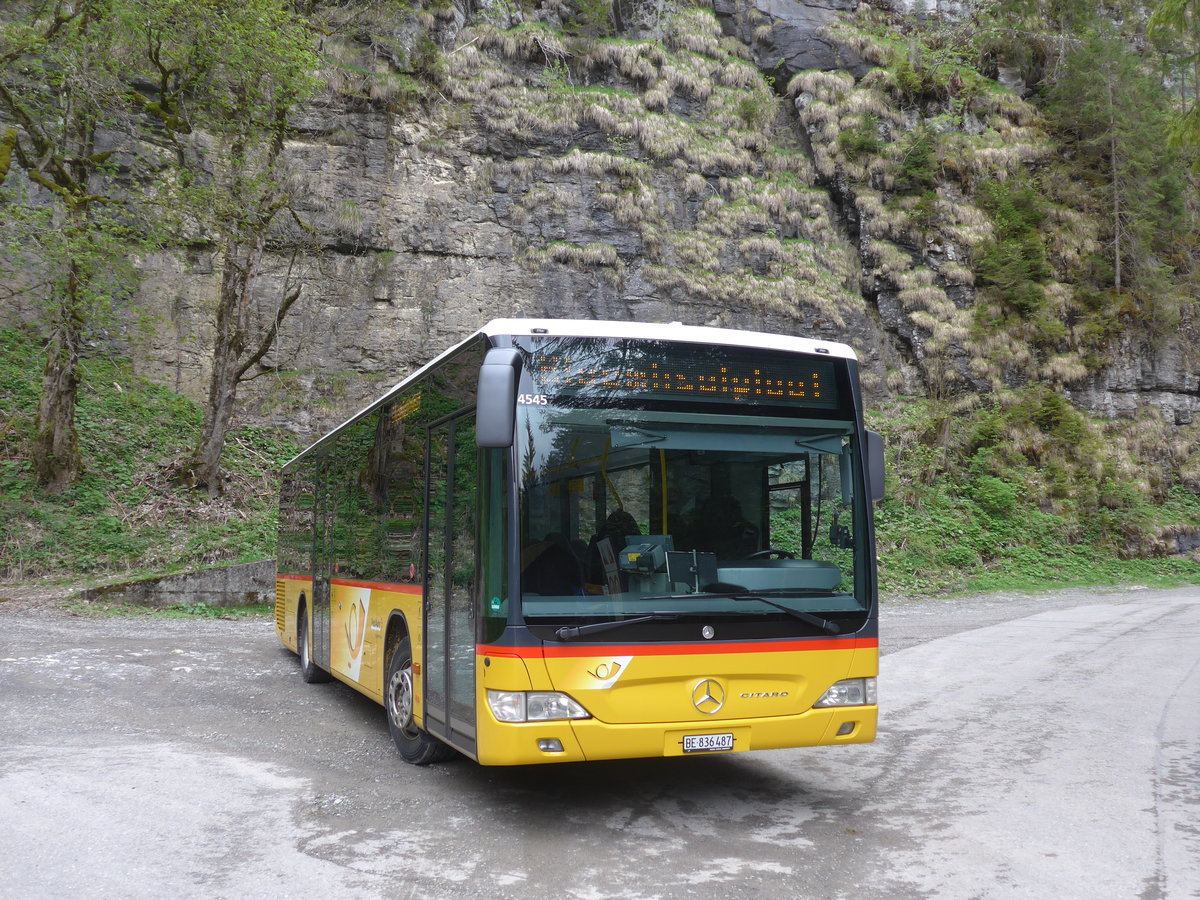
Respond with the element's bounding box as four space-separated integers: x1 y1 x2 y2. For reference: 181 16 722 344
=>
310 455 334 671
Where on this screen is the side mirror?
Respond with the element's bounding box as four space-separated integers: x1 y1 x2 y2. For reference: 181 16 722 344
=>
476 348 523 448
866 430 885 503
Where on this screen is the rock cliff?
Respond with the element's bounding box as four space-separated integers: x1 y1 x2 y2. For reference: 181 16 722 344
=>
87 0 1200 437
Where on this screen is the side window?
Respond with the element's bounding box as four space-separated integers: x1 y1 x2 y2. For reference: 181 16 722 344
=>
379 392 425 584
277 466 313 576
329 415 378 580
769 459 810 558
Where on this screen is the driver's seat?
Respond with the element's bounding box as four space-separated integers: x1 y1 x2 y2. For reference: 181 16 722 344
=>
694 495 759 559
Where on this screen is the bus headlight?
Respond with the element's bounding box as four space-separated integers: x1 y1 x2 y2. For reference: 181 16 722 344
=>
813 677 877 708
487 690 591 722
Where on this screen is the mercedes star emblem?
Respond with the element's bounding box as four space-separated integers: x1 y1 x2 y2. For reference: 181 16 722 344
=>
692 678 725 714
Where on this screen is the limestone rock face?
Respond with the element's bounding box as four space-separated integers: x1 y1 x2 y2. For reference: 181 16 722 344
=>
1068 330 1200 425
716 0 871 78
122 1 908 439
7 0 1195 441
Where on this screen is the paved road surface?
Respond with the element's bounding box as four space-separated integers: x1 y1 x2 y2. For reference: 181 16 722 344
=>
0 585 1196 899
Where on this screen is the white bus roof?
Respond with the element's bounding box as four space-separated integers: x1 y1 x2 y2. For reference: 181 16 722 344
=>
286 319 857 466
482 319 858 361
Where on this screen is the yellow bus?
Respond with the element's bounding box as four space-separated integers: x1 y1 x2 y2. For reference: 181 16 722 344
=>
275 319 884 765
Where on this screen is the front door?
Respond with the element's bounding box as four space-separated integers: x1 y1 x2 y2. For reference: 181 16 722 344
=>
424 413 478 755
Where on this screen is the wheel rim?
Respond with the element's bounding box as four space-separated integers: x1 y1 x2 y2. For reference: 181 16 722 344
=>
300 617 310 668
388 661 418 738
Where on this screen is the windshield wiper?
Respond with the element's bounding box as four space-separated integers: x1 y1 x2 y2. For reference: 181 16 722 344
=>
632 590 841 634
733 596 839 634
639 589 834 602
553 612 683 642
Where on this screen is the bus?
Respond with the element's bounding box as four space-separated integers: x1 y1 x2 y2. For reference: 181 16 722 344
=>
275 319 884 766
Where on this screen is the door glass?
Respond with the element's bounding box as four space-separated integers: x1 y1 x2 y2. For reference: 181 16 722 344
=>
425 428 449 719
448 416 477 730
312 456 333 668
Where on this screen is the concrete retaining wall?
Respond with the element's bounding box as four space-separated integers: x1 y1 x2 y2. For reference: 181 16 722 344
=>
81 560 276 608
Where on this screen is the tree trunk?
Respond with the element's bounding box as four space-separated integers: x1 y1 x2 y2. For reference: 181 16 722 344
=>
1110 136 1121 294
34 312 82 492
183 114 304 496
1106 75 1122 294
186 232 301 497
33 241 86 493
187 241 255 496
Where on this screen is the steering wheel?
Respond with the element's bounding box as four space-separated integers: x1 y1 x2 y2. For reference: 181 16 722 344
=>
746 548 795 559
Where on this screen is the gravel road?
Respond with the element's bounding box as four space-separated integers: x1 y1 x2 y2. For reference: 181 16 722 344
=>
1 583 1196 899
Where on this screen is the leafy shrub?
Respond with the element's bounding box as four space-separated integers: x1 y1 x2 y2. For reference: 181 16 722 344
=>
838 116 881 160
938 544 979 568
894 127 938 193
973 233 1050 314
971 475 1018 517
868 397 1200 596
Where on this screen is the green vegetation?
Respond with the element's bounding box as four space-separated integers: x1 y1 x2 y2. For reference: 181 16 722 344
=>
837 115 881 161
972 178 1051 317
60 599 273 619
870 397 1200 596
0 0 319 496
1 0 1198 600
0 328 297 581
799 2 1199 399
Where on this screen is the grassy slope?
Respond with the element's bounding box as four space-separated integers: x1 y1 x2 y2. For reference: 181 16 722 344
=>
0 327 299 583
869 398 1200 596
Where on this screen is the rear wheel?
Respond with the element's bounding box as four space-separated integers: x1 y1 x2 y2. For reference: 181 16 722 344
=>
385 637 454 765
297 603 331 684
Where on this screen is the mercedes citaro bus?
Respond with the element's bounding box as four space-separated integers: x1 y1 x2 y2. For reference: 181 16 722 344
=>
275 319 884 765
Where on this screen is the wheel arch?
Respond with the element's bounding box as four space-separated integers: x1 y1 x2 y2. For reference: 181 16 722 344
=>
296 591 332 684
384 610 411 675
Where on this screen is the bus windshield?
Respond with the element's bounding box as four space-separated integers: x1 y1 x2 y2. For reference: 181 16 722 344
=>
513 338 869 635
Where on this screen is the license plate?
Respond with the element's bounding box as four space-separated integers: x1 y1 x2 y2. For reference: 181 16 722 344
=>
682 732 734 753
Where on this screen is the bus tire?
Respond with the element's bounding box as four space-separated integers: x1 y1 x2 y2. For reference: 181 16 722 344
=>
297 604 331 684
385 637 454 765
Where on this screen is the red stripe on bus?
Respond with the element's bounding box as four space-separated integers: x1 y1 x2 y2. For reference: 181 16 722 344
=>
277 573 422 597
477 637 877 658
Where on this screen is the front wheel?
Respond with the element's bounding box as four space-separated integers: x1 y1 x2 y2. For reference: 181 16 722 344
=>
385 637 455 765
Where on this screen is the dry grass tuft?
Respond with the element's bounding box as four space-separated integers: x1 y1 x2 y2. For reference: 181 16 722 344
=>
1042 354 1090 384
666 8 724 58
